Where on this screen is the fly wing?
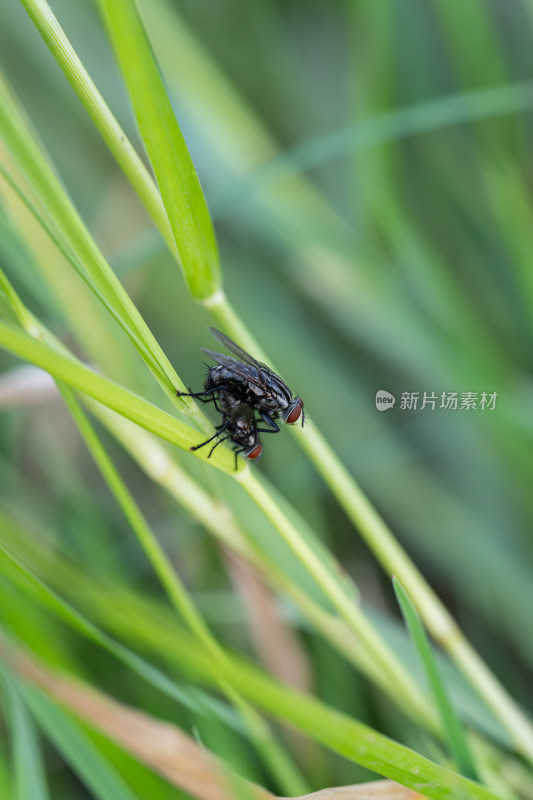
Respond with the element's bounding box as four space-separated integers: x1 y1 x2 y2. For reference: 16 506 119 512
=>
205 328 294 400
208 328 264 369
202 348 269 391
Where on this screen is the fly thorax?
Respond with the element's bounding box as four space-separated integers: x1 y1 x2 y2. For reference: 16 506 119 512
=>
271 378 291 408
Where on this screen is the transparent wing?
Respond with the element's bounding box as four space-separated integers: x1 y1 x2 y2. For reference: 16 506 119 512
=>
205 329 294 400
201 348 268 391
208 328 265 368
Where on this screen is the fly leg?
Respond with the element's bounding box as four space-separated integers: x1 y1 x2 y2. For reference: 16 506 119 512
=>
232 446 247 470
177 385 218 402
207 434 233 459
190 421 230 452
258 411 280 432
177 384 235 414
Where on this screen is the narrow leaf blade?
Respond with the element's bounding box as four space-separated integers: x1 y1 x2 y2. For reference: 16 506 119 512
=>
98 0 220 299
393 577 478 780
20 684 138 800
2 677 49 800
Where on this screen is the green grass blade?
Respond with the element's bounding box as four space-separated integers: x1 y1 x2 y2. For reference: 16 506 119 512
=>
0 518 505 799
0 540 229 721
210 298 533 765
0 321 238 473
0 754 12 800
60 387 309 796
18 0 177 260
0 316 438 736
237 469 438 734
0 503 514 762
393 578 479 781
98 0 220 300
0 151 142 382
2 676 49 800
432 0 506 85
218 666 503 800
81 727 189 800
0 304 424 740
0 275 441 739
60 388 210 631
19 684 138 800
0 262 39 339
0 71 201 417
0 164 155 366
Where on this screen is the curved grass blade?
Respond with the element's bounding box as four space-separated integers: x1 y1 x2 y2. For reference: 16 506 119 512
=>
18 0 177 260
0 321 239 473
97 0 220 300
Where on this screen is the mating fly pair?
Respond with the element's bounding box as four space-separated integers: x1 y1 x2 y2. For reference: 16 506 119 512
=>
178 328 305 467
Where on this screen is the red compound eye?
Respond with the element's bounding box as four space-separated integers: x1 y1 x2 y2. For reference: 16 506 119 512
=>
248 444 262 459
286 399 303 424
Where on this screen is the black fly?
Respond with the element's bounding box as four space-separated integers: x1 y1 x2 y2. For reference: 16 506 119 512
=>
190 399 263 468
178 328 304 431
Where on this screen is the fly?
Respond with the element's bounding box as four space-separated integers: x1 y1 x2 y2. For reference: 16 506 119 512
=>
190 400 263 469
178 328 304 431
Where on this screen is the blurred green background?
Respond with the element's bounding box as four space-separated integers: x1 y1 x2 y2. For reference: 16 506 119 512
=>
1 0 533 796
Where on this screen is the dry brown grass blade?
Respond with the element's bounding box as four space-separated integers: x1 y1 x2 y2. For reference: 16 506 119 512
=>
222 547 316 765
223 547 312 692
9 647 424 800
12 649 273 800
294 782 424 800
